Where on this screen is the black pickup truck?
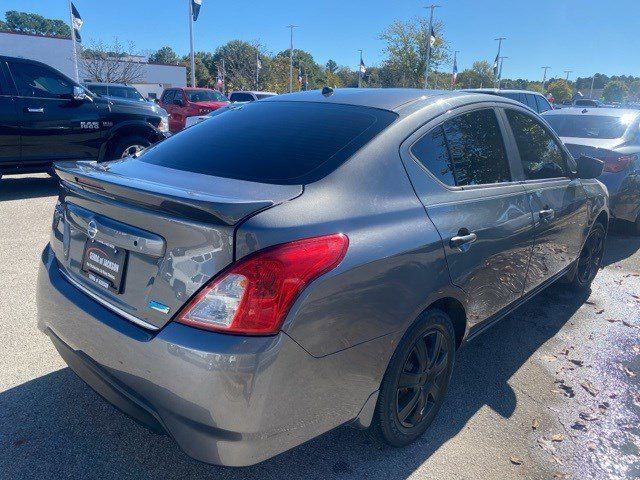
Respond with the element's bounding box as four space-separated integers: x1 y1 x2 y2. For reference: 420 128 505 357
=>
0 56 170 179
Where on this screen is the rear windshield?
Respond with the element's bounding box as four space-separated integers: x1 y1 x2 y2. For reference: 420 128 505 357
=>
140 101 397 184
544 114 635 139
186 89 228 102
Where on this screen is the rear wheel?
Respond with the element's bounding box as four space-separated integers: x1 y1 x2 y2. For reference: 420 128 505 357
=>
370 309 455 447
107 135 151 161
568 223 606 290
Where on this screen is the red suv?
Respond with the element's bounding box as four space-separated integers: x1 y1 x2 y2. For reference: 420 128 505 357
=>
160 87 229 132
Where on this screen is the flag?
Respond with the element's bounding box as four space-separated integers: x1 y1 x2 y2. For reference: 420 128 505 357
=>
216 74 223 89
429 27 436 47
257 57 262 70
298 67 303 84
493 53 499 76
192 0 202 21
451 57 458 86
71 3 82 43
359 58 366 74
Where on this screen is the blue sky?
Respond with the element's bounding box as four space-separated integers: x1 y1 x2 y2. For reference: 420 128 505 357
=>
2 0 639 81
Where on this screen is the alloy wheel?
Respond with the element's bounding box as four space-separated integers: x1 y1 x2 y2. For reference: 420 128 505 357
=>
395 329 450 428
576 227 605 285
120 144 146 158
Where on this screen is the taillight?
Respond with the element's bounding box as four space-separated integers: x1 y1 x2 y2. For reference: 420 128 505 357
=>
175 234 349 335
602 154 636 173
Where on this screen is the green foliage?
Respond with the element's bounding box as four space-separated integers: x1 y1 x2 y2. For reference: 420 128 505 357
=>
3 10 70 37
149 46 180 65
602 80 629 103
547 79 573 102
455 61 493 88
629 80 640 101
325 59 338 74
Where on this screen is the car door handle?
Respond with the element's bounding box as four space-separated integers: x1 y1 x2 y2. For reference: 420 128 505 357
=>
24 107 44 113
450 232 478 249
539 208 555 220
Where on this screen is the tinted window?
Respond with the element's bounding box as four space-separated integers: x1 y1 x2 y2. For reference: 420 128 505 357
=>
162 90 175 103
524 94 538 111
544 114 635 139
9 62 73 99
441 109 511 186
140 102 397 185
502 92 524 104
255 93 276 100
411 126 456 186
230 92 254 102
535 95 552 113
506 110 567 179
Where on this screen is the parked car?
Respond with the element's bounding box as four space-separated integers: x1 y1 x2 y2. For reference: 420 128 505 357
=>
574 98 602 108
228 90 278 103
0 56 169 180
543 107 640 233
159 87 229 132
84 82 151 103
464 88 553 114
38 89 608 467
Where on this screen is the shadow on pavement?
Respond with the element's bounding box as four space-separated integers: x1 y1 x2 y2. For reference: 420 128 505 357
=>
0 175 59 201
602 228 640 267
0 283 588 480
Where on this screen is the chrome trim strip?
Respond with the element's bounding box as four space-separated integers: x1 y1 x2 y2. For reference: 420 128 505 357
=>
59 269 160 331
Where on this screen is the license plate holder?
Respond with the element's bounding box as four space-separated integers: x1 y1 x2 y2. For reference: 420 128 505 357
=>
81 240 127 293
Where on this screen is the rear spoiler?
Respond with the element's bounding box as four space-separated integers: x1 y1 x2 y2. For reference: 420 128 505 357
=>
54 161 275 226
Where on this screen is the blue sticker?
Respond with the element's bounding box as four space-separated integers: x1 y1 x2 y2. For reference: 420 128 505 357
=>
148 301 170 314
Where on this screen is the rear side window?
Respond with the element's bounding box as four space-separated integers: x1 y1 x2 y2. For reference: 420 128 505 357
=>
524 94 538 111
506 109 567 179
140 102 397 185
412 109 511 187
411 126 456 186
535 95 552 113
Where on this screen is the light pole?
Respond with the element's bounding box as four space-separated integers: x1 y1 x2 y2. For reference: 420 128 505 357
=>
541 66 551 93
589 75 596 99
358 49 363 88
498 56 508 89
493 37 505 88
423 5 439 89
286 25 298 93
188 0 196 87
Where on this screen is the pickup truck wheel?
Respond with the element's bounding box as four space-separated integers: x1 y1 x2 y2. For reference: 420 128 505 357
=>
370 309 455 447
108 135 151 160
569 223 606 290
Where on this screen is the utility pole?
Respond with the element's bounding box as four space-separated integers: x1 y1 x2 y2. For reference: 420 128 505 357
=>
358 49 363 88
564 69 572 81
498 56 508 89
67 0 79 83
423 5 439 89
188 0 196 87
541 66 551 93
493 37 506 88
286 25 298 93
589 75 596 99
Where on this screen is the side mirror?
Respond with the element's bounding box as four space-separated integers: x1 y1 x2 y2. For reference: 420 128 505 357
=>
73 85 92 102
576 154 604 179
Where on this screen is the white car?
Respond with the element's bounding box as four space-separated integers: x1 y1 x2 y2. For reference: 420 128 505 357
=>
184 105 232 128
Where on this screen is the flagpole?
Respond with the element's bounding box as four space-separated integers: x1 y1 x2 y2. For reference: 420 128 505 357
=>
493 37 505 88
67 0 79 83
358 49 363 88
423 5 439 89
256 50 259 90
188 0 196 87
451 50 458 89
286 25 297 93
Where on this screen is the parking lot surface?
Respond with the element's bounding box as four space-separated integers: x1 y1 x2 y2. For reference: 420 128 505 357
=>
1 174 638 480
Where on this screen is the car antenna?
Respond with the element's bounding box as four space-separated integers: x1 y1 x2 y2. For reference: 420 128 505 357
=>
322 86 334 97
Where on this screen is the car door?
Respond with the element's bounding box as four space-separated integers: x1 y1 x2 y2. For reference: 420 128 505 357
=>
8 60 104 164
0 61 21 168
401 106 535 327
501 107 589 292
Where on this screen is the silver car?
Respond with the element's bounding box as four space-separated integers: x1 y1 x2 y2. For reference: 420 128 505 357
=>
37 89 608 466
543 107 640 233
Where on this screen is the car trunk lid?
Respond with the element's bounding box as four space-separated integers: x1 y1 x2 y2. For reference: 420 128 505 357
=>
52 159 302 330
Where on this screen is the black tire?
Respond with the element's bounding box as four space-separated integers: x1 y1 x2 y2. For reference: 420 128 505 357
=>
107 135 151 161
634 214 640 236
567 222 606 290
370 308 456 447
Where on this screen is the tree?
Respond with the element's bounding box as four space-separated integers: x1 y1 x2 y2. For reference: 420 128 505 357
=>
455 61 493 88
546 79 573 103
378 17 449 88
629 80 640 101
80 39 145 84
3 10 70 37
276 48 325 90
183 54 212 87
602 80 629 103
149 46 180 65
211 40 265 91
325 59 338 74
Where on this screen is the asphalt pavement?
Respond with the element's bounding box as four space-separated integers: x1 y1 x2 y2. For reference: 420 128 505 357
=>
0 174 638 480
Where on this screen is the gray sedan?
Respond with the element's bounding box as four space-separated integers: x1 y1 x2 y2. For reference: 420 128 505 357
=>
37 89 608 466
543 107 640 233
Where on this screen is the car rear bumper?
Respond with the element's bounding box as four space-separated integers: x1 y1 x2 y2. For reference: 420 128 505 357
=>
600 172 638 223
37 245 386 466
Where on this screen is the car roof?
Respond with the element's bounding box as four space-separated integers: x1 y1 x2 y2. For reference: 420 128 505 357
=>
543 107 640 117
261 88 498 112
231 91 277 95
465 88 544 96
